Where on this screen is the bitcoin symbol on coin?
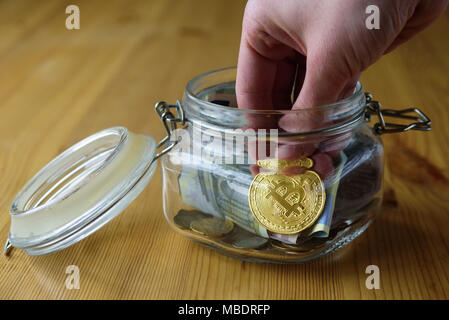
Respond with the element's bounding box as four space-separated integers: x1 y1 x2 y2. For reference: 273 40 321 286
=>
248 158 326 234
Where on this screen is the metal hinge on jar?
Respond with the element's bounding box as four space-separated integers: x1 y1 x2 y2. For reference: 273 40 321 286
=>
364 93 431 135
152 101 186 162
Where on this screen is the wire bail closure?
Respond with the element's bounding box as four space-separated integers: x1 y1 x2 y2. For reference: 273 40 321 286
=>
3 239 12 256
364 93 431 135
152 101 185 164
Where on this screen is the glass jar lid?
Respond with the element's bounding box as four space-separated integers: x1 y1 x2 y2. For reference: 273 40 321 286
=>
5 127 157 256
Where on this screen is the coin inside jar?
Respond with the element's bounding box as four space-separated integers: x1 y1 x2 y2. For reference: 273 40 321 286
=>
249 169 326 234
269 239 314 253
190 217 234 237
232 236 268 250
173 209 210 230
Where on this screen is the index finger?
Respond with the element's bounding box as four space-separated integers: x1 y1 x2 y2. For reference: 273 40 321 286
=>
236 36 298 111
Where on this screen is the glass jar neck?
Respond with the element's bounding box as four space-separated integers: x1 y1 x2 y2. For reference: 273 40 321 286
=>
182 67 366 137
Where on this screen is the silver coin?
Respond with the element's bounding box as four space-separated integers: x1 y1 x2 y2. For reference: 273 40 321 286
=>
232 236 268 249
173 210 209 230
190 217 234 237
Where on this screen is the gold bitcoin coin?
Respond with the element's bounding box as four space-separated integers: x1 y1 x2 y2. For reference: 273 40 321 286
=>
248 170 326 234
190 217 234 237
257 158 314 171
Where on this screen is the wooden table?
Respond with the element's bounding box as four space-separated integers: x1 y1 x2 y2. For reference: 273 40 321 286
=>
0 0 448 300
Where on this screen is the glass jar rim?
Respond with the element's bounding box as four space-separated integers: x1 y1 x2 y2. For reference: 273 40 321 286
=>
184 66 366 115
182 66 367 136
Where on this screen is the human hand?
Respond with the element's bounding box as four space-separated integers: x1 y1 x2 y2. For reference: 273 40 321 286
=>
236 0 448 114
237 0 447 174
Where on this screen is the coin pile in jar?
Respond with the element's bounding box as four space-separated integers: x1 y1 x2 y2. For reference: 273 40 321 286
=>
173 209 269 250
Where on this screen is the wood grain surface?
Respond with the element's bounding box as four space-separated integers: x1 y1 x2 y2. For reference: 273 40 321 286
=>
0 0 448 300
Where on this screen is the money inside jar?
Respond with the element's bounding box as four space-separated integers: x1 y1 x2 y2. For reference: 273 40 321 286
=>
175 127 381 252
190 217 234 237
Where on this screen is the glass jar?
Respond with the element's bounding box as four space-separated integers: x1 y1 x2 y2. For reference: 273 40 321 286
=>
4 67 431 263
158 67 431 263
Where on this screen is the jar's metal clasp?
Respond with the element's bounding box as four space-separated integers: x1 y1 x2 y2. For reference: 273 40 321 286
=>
152 101 185 164
364 93 431 135
3 239 12 256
